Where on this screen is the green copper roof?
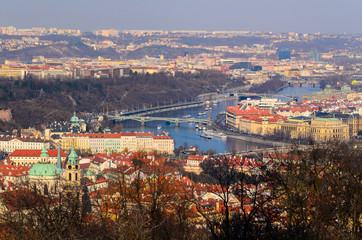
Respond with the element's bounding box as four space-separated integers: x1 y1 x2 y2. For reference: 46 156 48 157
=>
314 117 340 122
70 111 79 123
85 164 95 176
85 170 96 176
40 145 49 157
68 146 78 165
29 163 60 176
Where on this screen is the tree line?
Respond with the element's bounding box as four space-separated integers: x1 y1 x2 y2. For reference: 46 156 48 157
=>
0 141 360 239
0 70 243 129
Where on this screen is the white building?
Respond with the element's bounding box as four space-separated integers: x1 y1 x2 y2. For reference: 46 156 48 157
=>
0 136 49 153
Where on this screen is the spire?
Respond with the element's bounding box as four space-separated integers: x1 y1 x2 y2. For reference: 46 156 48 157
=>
40 144 49 157
68 145 78 165
56 144 64 172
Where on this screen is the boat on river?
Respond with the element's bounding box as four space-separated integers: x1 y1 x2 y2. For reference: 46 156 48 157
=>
157 125 162 130
202 130 227 139
200 133 212 139
183 114 191 118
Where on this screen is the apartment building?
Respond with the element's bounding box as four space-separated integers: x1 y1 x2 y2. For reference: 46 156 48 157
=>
0 68 26 79
227 105 271 130
0 136 50 153
61 132 174 154
227 105 287 134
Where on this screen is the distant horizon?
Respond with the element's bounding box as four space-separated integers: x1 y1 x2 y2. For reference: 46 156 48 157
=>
1 25 361 35
1 0 361 35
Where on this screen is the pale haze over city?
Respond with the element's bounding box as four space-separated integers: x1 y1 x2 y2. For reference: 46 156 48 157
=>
0 0 361 33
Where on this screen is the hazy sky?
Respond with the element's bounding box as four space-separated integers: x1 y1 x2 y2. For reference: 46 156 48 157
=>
1 0 361 34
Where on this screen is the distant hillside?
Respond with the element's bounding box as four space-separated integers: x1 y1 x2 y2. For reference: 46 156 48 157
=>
0 42 121 61
0 71 244 129
125 45 212 59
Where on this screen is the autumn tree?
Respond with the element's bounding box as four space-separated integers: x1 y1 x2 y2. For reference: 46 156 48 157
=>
267 141 362 239
198 157 281 240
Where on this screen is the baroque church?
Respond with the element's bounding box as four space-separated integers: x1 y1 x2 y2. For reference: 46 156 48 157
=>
28 145 81 195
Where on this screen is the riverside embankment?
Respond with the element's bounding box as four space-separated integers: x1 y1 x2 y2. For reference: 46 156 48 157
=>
226 134 291 147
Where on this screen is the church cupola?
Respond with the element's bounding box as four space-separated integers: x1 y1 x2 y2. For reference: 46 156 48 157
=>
40 145 49 163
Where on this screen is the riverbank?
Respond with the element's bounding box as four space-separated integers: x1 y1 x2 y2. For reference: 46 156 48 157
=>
226 134 290 147
211 120 292 148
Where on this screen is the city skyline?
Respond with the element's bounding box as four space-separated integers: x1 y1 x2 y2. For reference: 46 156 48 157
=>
1 0 361 34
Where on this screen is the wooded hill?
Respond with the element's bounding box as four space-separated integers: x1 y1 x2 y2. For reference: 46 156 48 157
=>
0 71 244 129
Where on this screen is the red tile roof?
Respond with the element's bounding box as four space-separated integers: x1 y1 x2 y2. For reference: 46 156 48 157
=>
9 149 67 158
0 165 30 176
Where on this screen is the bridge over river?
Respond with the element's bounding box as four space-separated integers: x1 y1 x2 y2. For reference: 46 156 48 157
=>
106 115 211 126
108 101 205 117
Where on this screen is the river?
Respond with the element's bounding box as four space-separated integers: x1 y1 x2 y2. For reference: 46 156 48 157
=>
120 86 320 154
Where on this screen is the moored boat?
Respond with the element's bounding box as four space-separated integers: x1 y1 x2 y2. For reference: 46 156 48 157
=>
200 133 212 139
203 130 227 139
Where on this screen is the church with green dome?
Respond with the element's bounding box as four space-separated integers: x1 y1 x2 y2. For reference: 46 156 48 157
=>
28 145 63 194
69 111 86 132
28 144 81 195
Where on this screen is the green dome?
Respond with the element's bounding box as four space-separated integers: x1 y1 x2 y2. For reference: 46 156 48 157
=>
29 163 60 176
70 112 79 123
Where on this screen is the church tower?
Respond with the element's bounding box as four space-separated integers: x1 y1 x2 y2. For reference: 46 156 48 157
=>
66 146 80 185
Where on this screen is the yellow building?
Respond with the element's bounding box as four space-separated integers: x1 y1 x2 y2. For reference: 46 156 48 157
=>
277 117 349 141
277 116 311 139
0 68 26 79
310 118 349 141
239 116 283 135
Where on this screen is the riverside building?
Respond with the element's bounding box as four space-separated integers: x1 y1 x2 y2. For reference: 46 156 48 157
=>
61 132 174 154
